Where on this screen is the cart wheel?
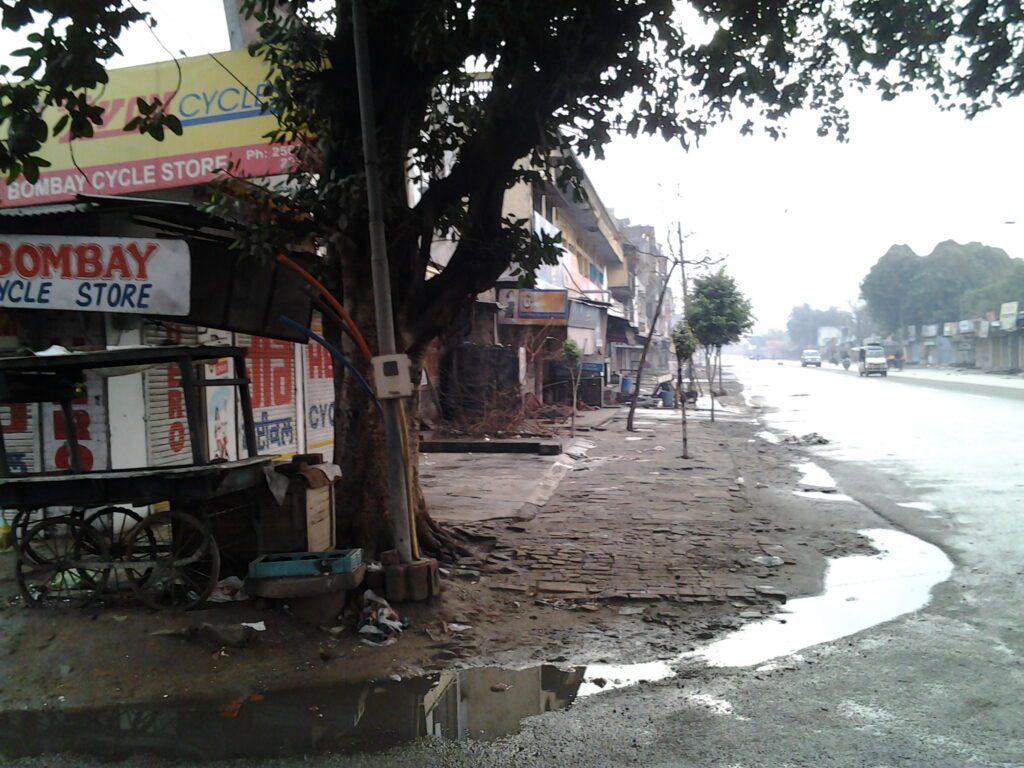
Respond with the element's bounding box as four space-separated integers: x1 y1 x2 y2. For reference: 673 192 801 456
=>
125 510 220 610
12 508 54 564
84 506 156 594
15 517 110 608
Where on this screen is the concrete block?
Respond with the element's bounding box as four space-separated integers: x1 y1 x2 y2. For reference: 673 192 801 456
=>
381 549 401 566
408 560 431 601
385 564 408 602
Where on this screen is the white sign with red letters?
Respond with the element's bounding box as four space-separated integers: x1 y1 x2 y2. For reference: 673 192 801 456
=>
0 235 190 315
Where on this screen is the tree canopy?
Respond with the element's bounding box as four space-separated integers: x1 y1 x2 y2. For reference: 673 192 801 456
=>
861 241 1018 334
688 268 754 350
671 321 698 362
786 304 853 349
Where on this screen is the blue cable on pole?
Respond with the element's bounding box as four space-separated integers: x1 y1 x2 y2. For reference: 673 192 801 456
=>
279 316 383 419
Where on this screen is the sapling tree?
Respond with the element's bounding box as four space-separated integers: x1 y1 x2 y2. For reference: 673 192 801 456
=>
671 321 698 458
687 269 754 423
561 339 583 438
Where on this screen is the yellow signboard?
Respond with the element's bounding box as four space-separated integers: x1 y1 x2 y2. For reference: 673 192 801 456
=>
497 288 568 325
1 50 287 207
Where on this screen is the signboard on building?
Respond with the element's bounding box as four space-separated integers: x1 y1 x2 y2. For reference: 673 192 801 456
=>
816 326 841 347
942 322 956 336
978 319 990 338
1 50 285 208
999 301 1019 331
958 319 973 334
905 325 917 340
302 314 335 454
921 324 939 338
244 335 299 458
0 236 190 315
497 289 568 325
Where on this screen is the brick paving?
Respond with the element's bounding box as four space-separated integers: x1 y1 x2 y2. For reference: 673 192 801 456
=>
448 408 796 608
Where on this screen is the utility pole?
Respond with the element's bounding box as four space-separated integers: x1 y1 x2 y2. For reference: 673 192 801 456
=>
626 258 679 432
351 0 413 563
222 0 261 48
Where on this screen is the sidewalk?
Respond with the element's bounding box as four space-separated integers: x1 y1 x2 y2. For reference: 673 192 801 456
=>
889 366 1024 389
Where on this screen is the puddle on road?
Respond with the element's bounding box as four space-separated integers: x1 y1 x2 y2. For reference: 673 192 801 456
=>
0 665 587 763
898 501 939 513
793 461 836 488
691 528 953 667
793 490 856 502
577 661 675 697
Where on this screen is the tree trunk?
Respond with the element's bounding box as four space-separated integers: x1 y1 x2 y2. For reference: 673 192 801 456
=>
705 347 716 423
717 346 723 395
329 254 468 562
676 359 689 459
570 372 577 437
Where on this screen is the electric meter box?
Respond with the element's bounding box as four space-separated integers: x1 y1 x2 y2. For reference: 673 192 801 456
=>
371 353 414 399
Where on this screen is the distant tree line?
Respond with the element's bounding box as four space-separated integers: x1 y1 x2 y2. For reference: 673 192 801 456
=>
786 305 853 349
860 241 1023 336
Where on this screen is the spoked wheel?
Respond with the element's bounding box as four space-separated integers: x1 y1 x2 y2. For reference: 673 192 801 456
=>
15 517 110 608
83 506 156 595
125 510 220 610
12 508 57 564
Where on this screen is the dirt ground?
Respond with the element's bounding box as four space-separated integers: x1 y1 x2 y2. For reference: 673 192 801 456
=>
0 381 872 714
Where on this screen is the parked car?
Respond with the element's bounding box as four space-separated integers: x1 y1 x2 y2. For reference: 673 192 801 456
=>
800 349 822 367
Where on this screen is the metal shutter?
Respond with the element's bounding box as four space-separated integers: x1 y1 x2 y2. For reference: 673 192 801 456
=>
143 322 199 467
302 313 335 456
238 333 299 459
1 404 40 474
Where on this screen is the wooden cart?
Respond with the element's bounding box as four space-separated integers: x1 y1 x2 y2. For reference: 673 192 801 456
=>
0 345 273 609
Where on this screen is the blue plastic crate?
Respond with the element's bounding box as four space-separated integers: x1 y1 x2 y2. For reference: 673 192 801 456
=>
248 549 362 579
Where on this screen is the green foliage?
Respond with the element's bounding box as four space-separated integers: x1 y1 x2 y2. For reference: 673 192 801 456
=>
0 2 186 182
786 304 852 349
861 241 1017 332
688 269 754 350
964 260 1024 315
671 322 698 361
4 0 1024 352
561 339 582 371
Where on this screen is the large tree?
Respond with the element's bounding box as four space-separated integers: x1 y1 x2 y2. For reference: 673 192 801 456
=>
2 1 1023 557
862 241 1015 334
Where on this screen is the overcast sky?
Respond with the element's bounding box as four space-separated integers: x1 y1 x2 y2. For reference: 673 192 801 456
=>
584 93 1024 331
10 1 1024 332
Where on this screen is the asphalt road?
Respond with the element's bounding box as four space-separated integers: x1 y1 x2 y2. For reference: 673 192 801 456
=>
10 360 1024 768
353 358 1024 768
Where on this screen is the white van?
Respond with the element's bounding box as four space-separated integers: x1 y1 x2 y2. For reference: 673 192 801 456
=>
858 345 888 377
800 349 821 367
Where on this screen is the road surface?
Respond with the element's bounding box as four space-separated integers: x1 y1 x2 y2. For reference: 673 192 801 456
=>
368 358 1024 767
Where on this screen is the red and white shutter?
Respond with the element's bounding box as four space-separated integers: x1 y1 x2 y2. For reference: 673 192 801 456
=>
239 334 299 459
143 322 199 467
1 404 40 474
301 313 335 456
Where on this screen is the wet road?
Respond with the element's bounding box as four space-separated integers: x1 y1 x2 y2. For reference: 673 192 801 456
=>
370 358 1024 768
8 360 1024 767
